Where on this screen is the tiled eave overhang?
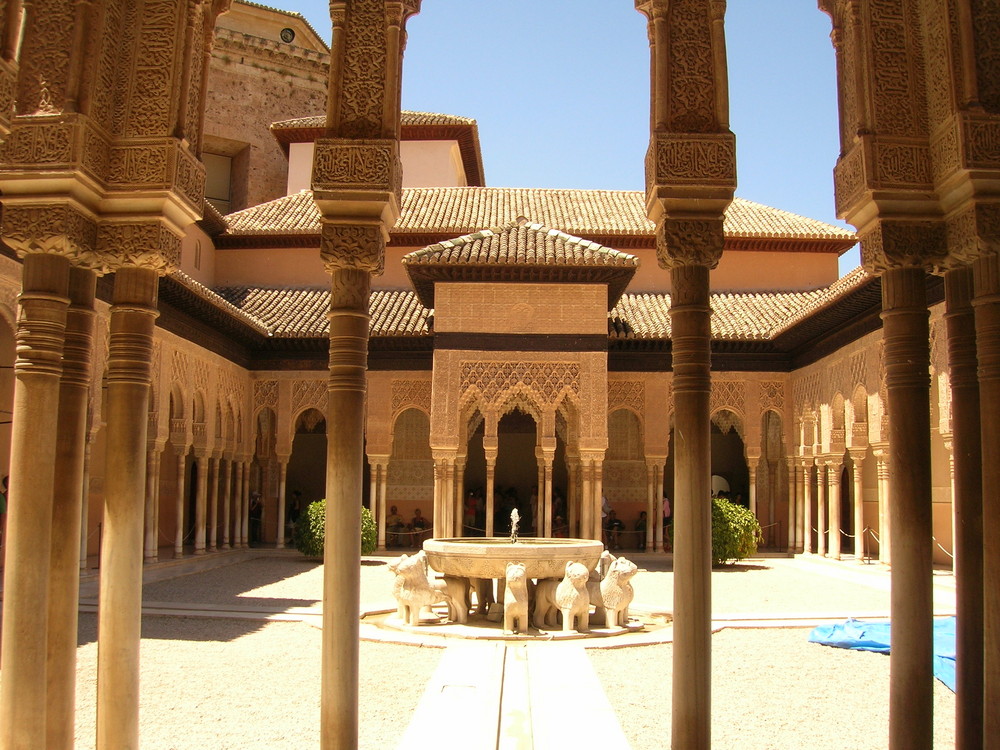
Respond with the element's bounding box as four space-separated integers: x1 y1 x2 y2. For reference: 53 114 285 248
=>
213 231 855 256
405 262 636 310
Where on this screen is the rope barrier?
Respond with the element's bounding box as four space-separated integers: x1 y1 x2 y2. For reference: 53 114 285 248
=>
932 536 955 559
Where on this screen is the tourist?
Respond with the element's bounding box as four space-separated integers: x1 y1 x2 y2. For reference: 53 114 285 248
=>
411 507 430 546
635 510 647 552
605 510 625 552
386 506 405 547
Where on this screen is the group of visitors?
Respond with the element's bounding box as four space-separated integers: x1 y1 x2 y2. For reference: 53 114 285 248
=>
601 493 673 552
385 506 430 548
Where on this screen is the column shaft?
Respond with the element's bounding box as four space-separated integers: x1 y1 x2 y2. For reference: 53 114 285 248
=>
580 460 592 541
96 266 159 750
592 462 604 541
174 448 186 557
208 456 219 551
0 252 70 750
542 457 553 538
194 453 208 554
277 460 288 549
803 464 813 554
817 464 827 557
144 446 161 562
670 263 712 750
972 254 1000 747
945 265 983 750
852 458 865 559
882 267 933 750
828 462 842 560
240 461 250 548
47 267 96 750
655 464 665 552
221 457 232 549
485 459 496 537
378 463 388 545
322 267 368 750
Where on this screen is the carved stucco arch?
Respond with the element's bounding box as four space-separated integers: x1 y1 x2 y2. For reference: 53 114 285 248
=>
710 407 744 440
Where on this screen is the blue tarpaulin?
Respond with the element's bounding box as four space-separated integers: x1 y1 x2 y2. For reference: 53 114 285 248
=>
808 617 956 692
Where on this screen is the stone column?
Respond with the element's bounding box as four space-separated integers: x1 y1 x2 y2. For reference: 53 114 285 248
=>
144 443 163 563
193 451 209 555
96 266 160 750
230 460 242 548
635 0 735 742
787 457 798 552
275 457 289 549
827 457 843 560
371 460 384 549
80 435 95 571
943 265 983 748
484 438 497 537
646 460 656 551
592 460 605 541
221 456 232 549
880 266 935 748
973 252 1000 746
541 448 554 538
378 460 389 544
580 458 593 542
566 454 579 537
873 445 891 563
849 450 866 559
208 454 220 552
802 461 813 554
816 462 827 557
174 446 187 557
655 462 665 552
240 459 250 548
746 454 759 516
454 456 466 537
0 252 70 750
47 266 96 750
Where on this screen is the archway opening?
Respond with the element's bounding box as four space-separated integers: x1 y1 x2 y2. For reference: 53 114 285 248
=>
287 408 326 522
495 408 537 535
387 408 433 537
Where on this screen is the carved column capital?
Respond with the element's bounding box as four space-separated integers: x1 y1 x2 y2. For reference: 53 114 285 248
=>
320 222 385 276
860 220 948 274
655 218 725 270
1 203 101 269
98 221 182 275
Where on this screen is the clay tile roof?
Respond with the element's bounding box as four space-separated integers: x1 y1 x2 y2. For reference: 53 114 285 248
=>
220 188 854 245
403 221 639 267
402 221 638 308
609 267 873 341
213 286 430 338
270 111 478 131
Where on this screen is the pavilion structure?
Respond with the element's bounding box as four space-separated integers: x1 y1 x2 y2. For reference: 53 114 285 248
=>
0 2 996 750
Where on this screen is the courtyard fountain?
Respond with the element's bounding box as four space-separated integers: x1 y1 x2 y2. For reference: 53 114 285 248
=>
382 510 651 639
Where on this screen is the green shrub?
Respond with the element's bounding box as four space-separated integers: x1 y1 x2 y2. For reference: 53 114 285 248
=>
293 499 378 557
665 497 763 566
711 497 762 566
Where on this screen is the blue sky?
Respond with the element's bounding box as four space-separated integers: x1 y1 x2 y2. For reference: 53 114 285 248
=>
284 1 859 274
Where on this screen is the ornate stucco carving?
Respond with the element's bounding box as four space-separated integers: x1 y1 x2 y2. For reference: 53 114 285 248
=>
860 220 948 273
321 224 385 275
656 218 725 269
391 379 432 417
292 378 327 418
1 203 100 268
97 221 182 274
254 380 279 411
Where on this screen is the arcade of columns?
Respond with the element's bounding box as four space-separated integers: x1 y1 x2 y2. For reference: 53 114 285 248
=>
0 2 995 750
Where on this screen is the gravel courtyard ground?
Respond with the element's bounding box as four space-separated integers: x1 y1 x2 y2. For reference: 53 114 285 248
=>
6 551 960 749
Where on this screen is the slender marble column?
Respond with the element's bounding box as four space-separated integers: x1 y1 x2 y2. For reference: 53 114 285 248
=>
670 263 714 750
882 267 934 750
47 266 96 750
144 445 162 562
378 462 388 545
231 461 243 548
592 461 605 541
240 460 250 548
566 456 578 537
80 437 94 570
454 458 466 537
0 252 70 750
747 459 758 517
786 458 796 552
655 464 665 552
849 451 866 559
542 451 553 538
943 266 983 749
485 442 497 537
580 459 593 542
173 447 187 556
972 253 1000 747
321 266 369 750
276 458 289 549
96 266 159 750
816 463 827 557
802 462 813 554
208 455 220 552
221 457 232 549
193 452 209 554
827 459 842 560
646 461 656 551
873 446 891 563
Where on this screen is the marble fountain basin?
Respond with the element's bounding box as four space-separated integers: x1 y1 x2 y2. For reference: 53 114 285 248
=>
423 537 604 580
